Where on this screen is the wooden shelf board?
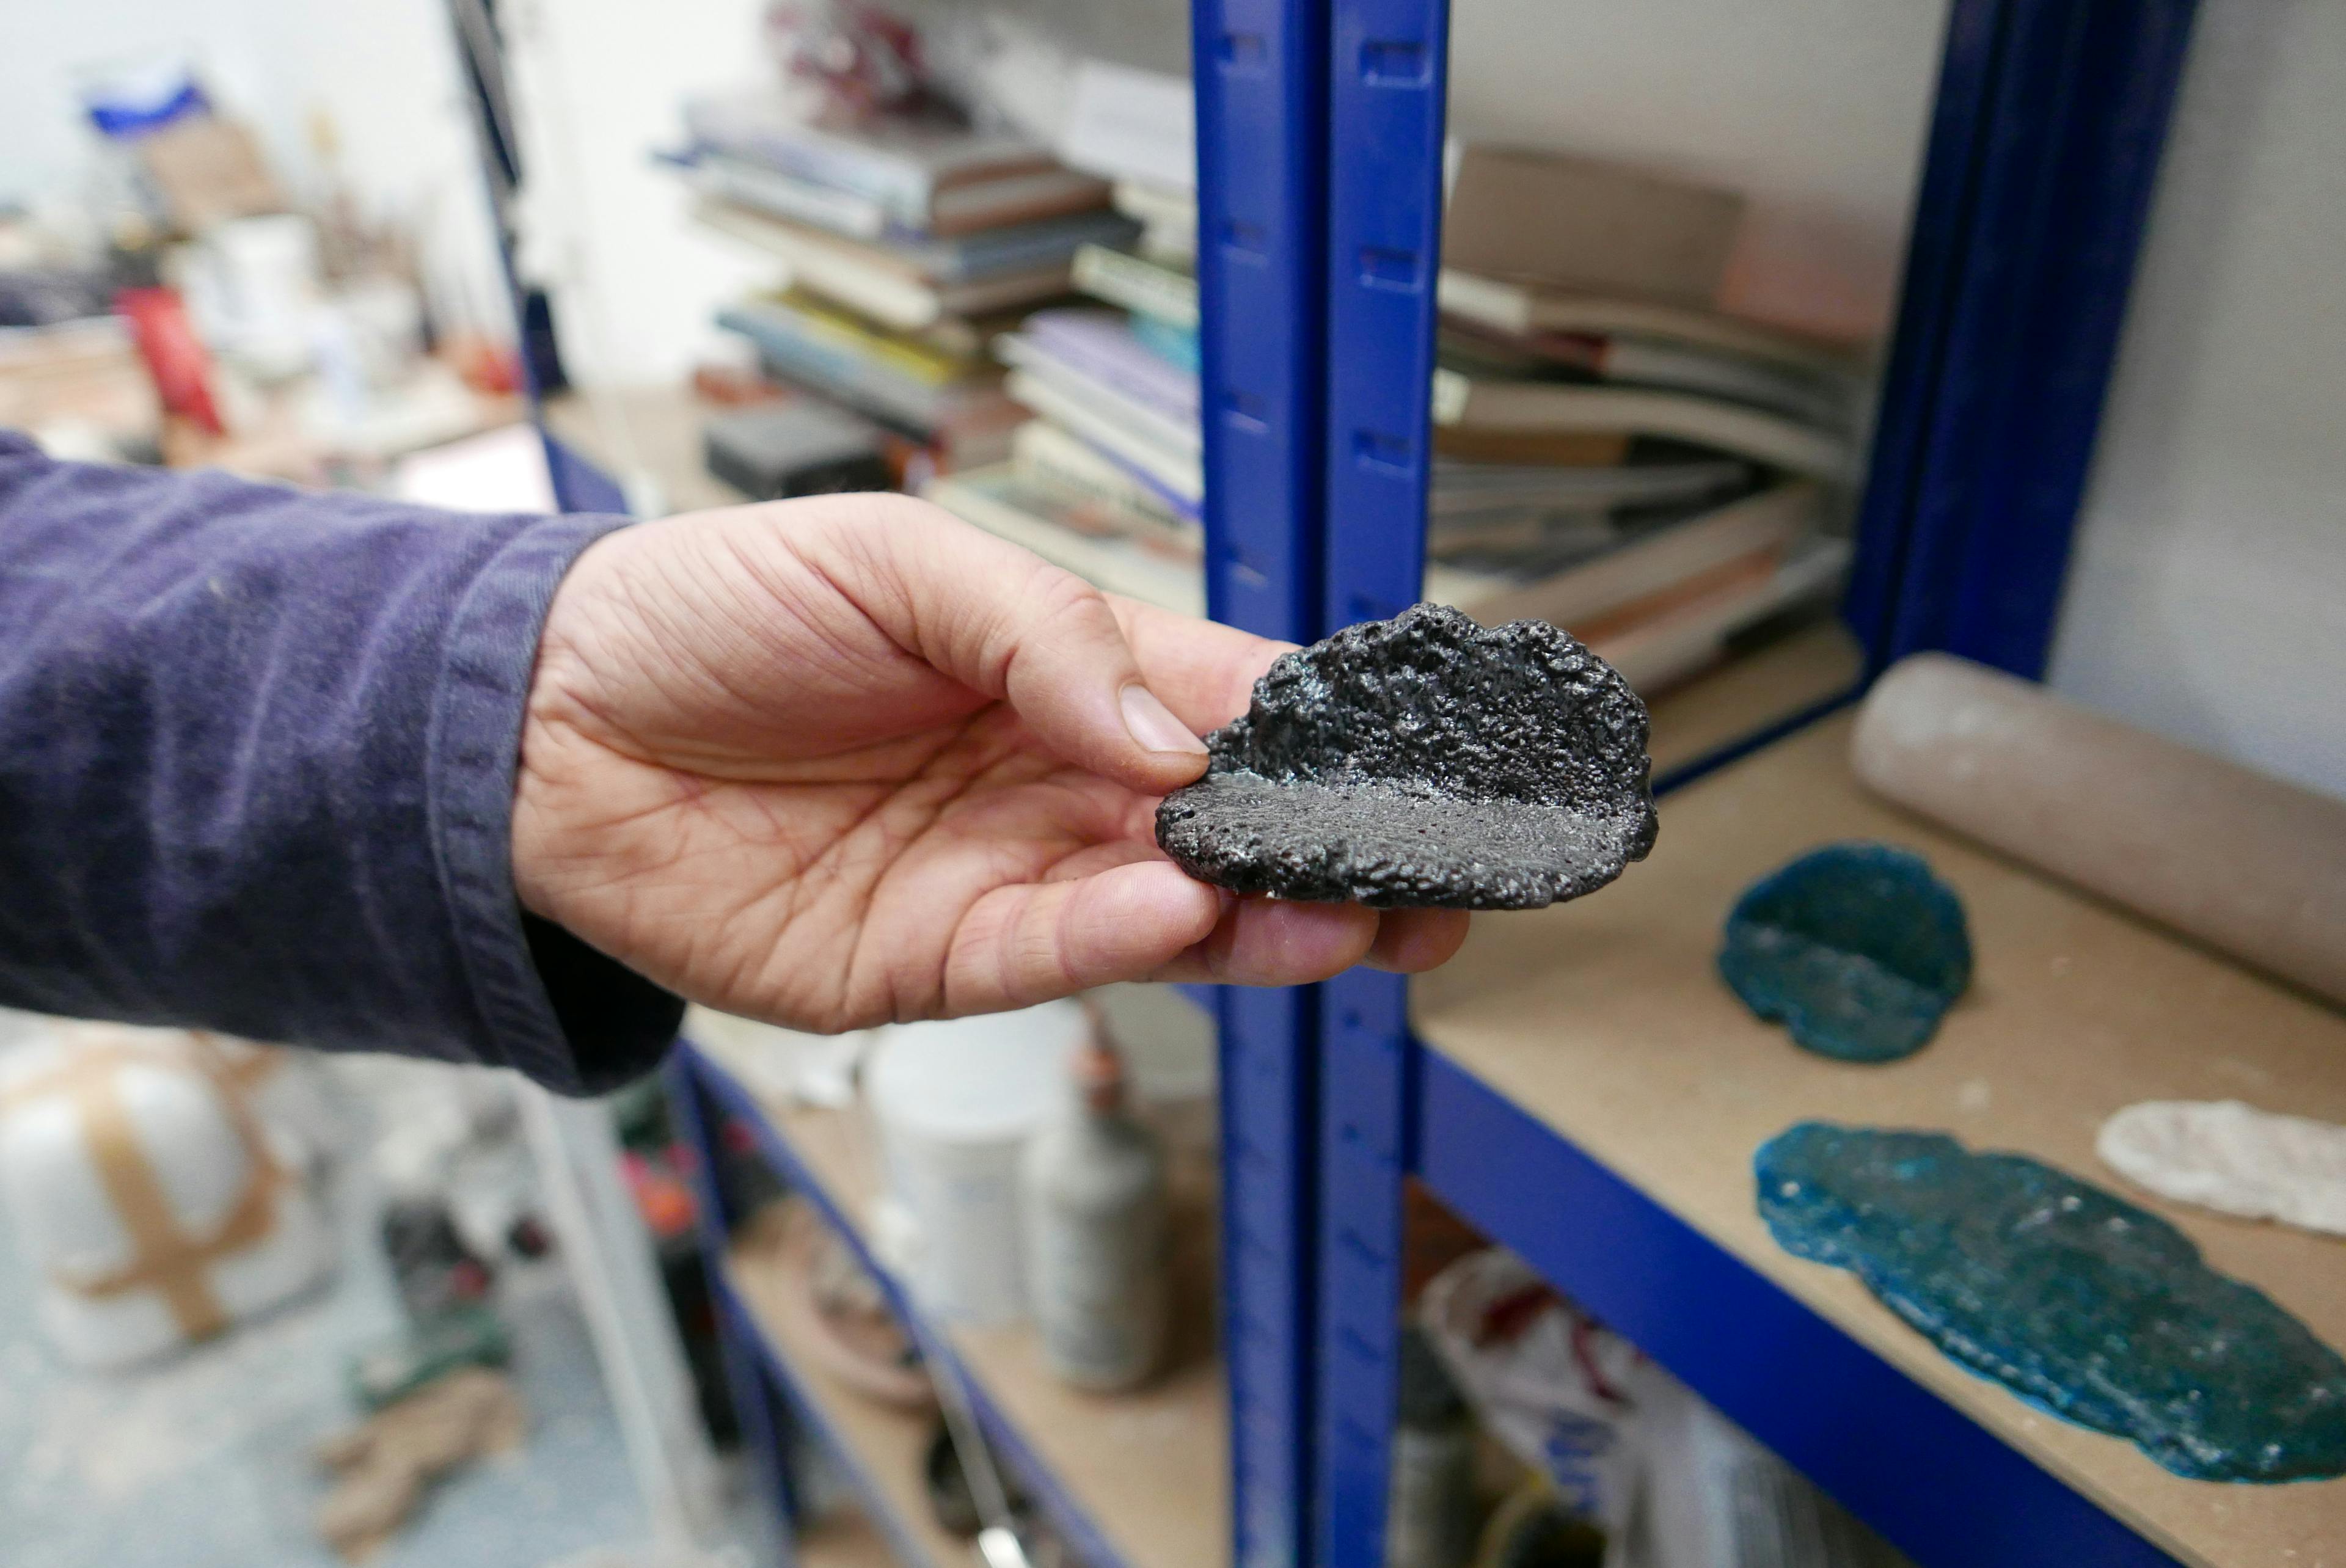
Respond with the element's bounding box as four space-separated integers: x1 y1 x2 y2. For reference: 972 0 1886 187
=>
696 1050 1232 1568
1644 616 1864 777
726 1206 966 1568
539 386 751 515
1414 711 2346 1568
794 1505 908 1568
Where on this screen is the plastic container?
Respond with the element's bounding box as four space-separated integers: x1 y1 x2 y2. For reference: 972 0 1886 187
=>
1387 1326 1478 1568
864 1002 1087 1324
1020 1034 1169 1391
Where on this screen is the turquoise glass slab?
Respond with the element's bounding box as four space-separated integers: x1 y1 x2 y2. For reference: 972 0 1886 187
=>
1719 842 1970 1062
1757 1121 2346 1483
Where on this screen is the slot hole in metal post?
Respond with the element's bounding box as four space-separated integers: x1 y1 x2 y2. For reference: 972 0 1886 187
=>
1359 246 1422 290
1361 39 1430 86
1218 32 1267 70
1352 429 1414 475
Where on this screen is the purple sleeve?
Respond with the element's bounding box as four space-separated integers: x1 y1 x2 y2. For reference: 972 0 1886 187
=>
0 429 684 1093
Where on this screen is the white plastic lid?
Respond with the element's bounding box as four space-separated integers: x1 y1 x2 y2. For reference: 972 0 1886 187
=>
864 1001 1091 1145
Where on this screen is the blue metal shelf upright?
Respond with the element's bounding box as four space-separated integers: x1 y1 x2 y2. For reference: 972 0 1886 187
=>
1191 5 1334 1565
1291 2 2202 1567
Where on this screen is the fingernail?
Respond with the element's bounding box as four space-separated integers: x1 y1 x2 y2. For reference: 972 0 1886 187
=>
1120 683 1208 757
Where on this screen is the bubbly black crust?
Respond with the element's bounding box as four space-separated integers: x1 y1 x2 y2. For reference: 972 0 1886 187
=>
1154 604 1657 909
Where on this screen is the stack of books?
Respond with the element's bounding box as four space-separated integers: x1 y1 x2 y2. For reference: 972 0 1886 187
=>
926 92 1869 693
1421 144 1871 691
681 88 1136 473
924 62 1213 614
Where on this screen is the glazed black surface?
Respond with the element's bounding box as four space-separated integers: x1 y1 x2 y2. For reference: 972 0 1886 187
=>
1155 604 1657 908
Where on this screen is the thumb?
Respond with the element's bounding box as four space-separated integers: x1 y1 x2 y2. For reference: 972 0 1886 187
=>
823 498 1212 792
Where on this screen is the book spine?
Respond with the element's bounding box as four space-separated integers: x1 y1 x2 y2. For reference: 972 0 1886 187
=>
696 206 938 329
1009 326 1200 426
1128 316 1201 375
1003 370 1203 503
924 473 1206 617
1014 421 1199 529
916 214 1142 286
753 298 968 387
720 307 949 432
1070 245 1202 330
692 158 889 240
1597 339 1849 425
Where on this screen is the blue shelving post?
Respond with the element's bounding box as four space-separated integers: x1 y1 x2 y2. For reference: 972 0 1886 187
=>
1311 2 1453 1566
1844 0 2199 679
1305 1 2204 1563
665 1056 801 1567
1192 4 1334 1566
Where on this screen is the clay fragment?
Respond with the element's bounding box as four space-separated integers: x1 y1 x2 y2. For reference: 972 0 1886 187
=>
2098 1099 2346 1237
1718 842 1970 1063
1154 604 1656 908
1756 1121 2346 1483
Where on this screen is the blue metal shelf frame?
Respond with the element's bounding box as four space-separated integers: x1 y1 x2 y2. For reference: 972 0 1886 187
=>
1310 3 1452 1566
666 1056 807 1567
1304 3 2201 1567
671 1045 1131 1568
1844 0 2200 680
1192 5 1337 1567
1416 1054 2180 1568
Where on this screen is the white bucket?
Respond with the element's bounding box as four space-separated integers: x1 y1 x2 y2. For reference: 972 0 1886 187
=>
864 1002 1090 1325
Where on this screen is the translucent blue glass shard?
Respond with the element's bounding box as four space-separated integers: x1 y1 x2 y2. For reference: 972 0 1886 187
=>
1718 842 1970 1063
1757 1122 2346 1483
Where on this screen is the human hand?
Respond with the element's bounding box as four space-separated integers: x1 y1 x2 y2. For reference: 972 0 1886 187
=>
512 494 1469 1032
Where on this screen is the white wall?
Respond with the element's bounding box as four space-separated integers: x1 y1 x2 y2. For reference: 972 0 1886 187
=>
1445 0 1952 343
496 0 775 388
500 0 1189 387
2047 0 2346 801
0 0 510 343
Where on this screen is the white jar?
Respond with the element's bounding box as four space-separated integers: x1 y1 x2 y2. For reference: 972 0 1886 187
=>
1019 1037 1169 1391
864 1003 1086 1325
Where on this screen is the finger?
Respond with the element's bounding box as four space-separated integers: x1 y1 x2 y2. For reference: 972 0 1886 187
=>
941 860 1226 1013
1151 897 1381 987
1107 595 1292 732
1039 839 1182 884
806 501 1214 794
1362 909 1472 973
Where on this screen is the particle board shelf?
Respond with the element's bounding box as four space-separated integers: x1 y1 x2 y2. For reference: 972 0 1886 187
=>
540 386 751 516
726 1206 965 1568
1642 616 1863 778
1412 711 2346 1568
685 1044 1231 1568
795 1512 902 1568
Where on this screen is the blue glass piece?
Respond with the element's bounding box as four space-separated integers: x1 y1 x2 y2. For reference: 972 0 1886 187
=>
1757 1122 2346 1483
1718 842 1970 1062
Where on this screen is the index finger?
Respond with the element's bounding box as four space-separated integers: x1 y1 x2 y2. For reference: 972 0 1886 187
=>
1107 595 1292 735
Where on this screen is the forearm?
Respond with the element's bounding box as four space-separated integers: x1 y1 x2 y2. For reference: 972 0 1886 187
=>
0 431 681 1092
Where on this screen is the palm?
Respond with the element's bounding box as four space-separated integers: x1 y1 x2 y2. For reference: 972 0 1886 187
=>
513 497 1466 1031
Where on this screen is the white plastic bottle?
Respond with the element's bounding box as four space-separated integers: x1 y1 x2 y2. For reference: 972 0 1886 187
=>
1019 1033 1169 1391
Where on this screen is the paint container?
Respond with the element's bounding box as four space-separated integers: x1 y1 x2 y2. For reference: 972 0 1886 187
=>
866 1002 1089 1325
1385 1326 1477 1568
1020 1034 1169 1391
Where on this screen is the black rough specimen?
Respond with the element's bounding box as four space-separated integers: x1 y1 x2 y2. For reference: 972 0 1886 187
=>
1155 604 1657 908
